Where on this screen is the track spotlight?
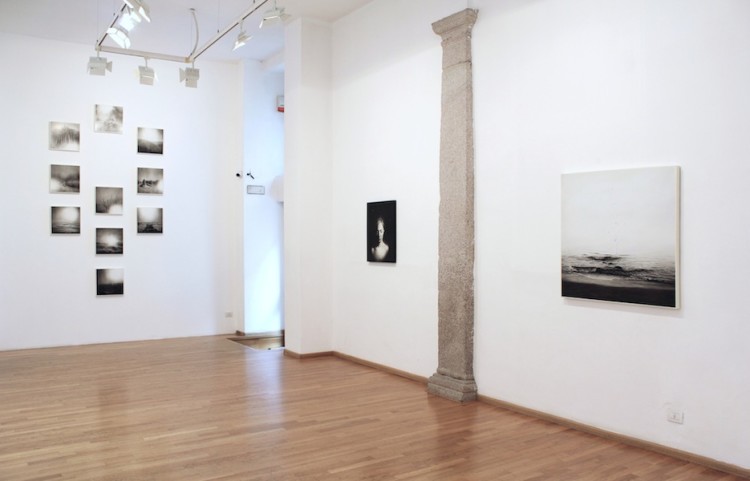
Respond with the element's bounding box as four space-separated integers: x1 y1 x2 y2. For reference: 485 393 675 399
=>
119 7 142 31
107 25 131 49
259 1 288 29
88 55 113 76
123 0 151 23
179 65 200 88
139 59 155 85
233 21 251 51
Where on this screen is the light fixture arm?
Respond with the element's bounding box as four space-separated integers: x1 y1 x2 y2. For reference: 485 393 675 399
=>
190 0 270 62
187 8 199 58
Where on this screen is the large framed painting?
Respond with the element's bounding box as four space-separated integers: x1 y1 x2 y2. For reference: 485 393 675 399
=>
561 166 680 308
367 200 396 263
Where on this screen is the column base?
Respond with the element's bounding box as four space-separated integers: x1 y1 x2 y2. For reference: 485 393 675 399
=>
427 372 478 403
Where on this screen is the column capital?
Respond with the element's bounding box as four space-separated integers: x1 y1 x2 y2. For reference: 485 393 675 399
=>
432 9 478 40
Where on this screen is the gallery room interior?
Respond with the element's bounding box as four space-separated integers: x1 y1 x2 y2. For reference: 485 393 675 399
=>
1 0 749 479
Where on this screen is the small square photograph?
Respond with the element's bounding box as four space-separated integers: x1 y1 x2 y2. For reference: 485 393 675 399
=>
137 167 164 194
97 268 124 296
137 207 163 234
49 122 80 151
137 127 164 154
367 200 397 263
94 105 123 133
95 187 123 215
51 206 80 234
50 164 80 193
96 228 124 254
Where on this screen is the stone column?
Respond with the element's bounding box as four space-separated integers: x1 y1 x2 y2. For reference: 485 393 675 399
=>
427 9 479 403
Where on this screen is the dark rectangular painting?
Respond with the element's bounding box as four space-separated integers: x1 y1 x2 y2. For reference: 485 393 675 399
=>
137 127 164 154
367 200 397 263
137 167 164 194
95 186 123 215
137 207 163 233
49 122 80 151
96 228 124 254
51 206 80 234
50 164 80 193
97 268 124 296
561 166 680 308
94 105 123 133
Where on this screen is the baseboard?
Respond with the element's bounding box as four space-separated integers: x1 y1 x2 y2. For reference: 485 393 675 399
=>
477 395 750 480
332 352 429 384
283 349 334 359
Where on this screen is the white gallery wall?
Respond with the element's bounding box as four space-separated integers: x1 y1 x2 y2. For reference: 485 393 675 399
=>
326 0 750 470
0 33 244 350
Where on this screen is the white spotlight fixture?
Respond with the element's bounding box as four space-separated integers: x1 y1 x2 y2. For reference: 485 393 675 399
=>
119 6 142 31
233 20 251 51
139 58 156 85
259 0 287 29
106 25 131 49
87 55 113 75
124 0 151 23
179 65 200 88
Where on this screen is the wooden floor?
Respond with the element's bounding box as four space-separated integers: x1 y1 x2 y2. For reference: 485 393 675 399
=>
0 336 744 481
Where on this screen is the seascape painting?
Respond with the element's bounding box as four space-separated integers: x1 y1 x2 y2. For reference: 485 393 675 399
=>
94 105 123 133
51 206 80 234
96 228 124 254
97 268 124 296
561 166 680 308
95 187 123 215
49 122 80 151
137 167 164 194
367 200 396 263
137 207 163 233
50 164 80 193
137 127 164 154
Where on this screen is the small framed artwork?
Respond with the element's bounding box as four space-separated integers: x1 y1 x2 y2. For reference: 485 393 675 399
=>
97 268 124 296
96 228 124 254
137 127 164 154
50 164 80 193
49 122 80 151
51 206 80 234
137 207 163 233
561 166 680 308
95 187 123 215
137 167 164 194
94 105 123 133
367 200 397 263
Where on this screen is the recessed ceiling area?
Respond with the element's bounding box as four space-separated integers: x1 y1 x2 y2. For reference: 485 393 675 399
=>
0 0 373 63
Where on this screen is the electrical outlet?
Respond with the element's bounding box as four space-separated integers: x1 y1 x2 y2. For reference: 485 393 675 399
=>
224 312 233 319
667 409 684 424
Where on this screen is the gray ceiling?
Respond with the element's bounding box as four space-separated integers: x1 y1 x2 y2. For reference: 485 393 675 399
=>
0 0 373 63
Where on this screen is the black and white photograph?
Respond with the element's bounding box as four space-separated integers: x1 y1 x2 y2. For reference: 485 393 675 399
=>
137 127 164 154
95 186 123 215
96 268 124 296
137 207 163 233
96 228 124 254
137 167 164 194
94 105 123 133
50 164 80 193
51 206 80 234
367 200 397 263
561 166 680 308
49 122 80 151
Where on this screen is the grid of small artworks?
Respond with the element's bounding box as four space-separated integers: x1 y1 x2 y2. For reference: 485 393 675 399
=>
49 105 165 296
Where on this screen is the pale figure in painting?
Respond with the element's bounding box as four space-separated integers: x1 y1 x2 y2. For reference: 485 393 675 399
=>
371 217 390 261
